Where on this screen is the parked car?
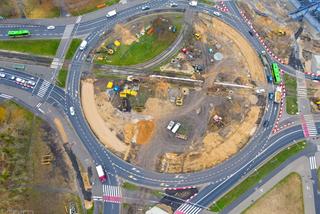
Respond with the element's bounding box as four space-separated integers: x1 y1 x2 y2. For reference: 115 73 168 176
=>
167 121 175 130
171 122 181 133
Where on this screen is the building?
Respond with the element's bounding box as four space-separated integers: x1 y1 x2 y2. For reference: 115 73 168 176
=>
311 54 320 75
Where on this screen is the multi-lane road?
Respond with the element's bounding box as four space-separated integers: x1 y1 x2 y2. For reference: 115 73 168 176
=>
0 0 319 214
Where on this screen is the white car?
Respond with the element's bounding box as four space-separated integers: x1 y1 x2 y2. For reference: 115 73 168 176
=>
189 0 197 6
167 121 175 130
70 107 75 116
47 25 55 30
0 72 5 78
27 80 36 86
15 77 22 82
213 11 221 17
170 3 178 7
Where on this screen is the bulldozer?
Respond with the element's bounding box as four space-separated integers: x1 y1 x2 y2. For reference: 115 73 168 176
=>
270 29 286 37
194 33 201 40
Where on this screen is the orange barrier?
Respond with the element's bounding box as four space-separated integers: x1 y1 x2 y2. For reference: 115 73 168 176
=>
96 3 106 8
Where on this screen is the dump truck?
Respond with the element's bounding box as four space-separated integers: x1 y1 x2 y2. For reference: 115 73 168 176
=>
96 165 107 182
274 86 282 103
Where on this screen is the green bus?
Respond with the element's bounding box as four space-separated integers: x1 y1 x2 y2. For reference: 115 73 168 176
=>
271 62 281 84
7 30 31 38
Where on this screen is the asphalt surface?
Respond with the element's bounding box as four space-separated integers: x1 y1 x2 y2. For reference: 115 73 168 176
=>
0 1 319 214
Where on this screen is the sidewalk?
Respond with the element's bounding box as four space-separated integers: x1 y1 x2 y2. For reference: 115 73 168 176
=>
228 155 316 214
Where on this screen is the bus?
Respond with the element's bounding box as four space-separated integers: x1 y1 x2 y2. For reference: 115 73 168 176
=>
271 62 281 84
7 30 31 38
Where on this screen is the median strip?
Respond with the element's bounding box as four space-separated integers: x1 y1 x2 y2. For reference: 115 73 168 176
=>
210 141 306 212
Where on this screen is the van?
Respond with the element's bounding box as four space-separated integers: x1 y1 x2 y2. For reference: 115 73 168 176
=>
189 1 197 6
106 10 117 18
79 40 87 51
171 123 181 134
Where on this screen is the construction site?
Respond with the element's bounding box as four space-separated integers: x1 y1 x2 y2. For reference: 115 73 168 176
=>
237 0 320 73
82 12 267 173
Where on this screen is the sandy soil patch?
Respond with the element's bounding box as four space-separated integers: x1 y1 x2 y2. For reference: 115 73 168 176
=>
114 24 138 45
197 13 265 85
244 173 304 214
54 118 68 143
81 79 128 154
136 120 155 145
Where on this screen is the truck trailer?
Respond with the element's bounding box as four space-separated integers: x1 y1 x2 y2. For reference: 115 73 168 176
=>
274 86 282 103
96 165 107 182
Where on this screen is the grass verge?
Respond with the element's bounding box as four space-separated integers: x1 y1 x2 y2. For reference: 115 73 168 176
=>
122 182 138 191
284 74 298 115
71 0 120 15
65 39 82 60
210 141 306 212
0 39 60 56
56 68 68 88
243 172 303 214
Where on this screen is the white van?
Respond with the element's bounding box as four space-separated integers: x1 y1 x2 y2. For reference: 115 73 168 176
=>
106 10 117 18
79 40 88 51
171 123 181 134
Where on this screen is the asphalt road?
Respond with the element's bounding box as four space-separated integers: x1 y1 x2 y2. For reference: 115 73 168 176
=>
0 1 319 214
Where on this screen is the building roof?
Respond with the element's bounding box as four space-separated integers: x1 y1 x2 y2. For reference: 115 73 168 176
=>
145 206 169 214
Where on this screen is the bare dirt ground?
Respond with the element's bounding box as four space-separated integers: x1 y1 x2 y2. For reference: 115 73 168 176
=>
244 173 304 214
24 0 60 18
307 79 320 113
0 0 20 18
113 24 138 45
81 79 129 155
237 0 301 61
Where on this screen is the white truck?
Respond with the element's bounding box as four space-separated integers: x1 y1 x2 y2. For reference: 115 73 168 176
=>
106 10 117 18
189 1 197 6
96 165 107 182
274 86 282 103
171 122 181 134
79 40 87 50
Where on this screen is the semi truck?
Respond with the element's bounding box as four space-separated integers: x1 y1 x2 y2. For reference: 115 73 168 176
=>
274 86 282 103
106 10 117 18
96 165 107 182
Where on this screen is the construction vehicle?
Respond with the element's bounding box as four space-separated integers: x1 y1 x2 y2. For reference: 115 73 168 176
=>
106 81 113 89
119 92 127 98
176 133 188 140
274 86 282 103
175 96 184 106
194 33 201 40
107 48 114 55
123 89 138 96
270 29 286 37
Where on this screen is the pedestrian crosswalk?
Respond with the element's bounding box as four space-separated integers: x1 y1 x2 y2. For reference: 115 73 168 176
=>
102 185 122 203
303 114 318 137
175 203 202 214
37 80 50 98
309 156 317 170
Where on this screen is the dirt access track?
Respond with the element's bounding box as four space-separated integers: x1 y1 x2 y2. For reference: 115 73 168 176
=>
81 79 129 154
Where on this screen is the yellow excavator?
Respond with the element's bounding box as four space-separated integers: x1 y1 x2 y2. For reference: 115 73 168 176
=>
194 33 201 40
270 29 286 37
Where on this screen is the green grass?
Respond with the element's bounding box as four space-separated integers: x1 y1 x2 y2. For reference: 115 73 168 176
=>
284 74 298 115
56 69 68 88
122 182 139 191
95 17 183 66
65 39 82 60
152 190 164 198
199 0 216 5
86 203 94 214
0 39 60 56
71 0 120 16
210 141 307 212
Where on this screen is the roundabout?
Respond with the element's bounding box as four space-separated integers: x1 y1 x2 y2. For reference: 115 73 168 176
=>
0 0 319 214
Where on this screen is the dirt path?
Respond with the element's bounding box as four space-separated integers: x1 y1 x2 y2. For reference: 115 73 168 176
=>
81 79 128 154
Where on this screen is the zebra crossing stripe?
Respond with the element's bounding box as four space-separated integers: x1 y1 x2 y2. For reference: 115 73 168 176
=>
175 204 202 214
37 80 50 98
309 156 317 170
102 185 122 203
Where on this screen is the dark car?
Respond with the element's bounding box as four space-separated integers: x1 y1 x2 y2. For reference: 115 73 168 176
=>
142 5 150 10
263 120 269 127
268 92 274 100
249 30 254 36
267 75 273 83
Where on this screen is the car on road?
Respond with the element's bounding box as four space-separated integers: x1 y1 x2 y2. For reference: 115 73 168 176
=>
268 92 274 100
189 0 197 6
142 5 150 10
27 80 36 86
47 25 55 30
167 121 175 130
9 75 15 80
0 72 5 78
170 2 178 7
267 75 273 83
249 30 254 36
263 120 269 127
213 11 221 17
70 106 75 116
